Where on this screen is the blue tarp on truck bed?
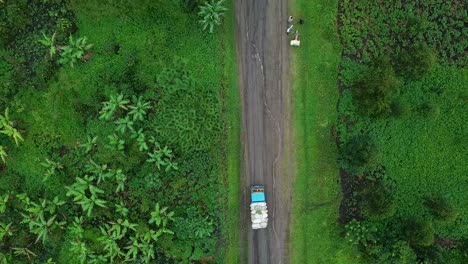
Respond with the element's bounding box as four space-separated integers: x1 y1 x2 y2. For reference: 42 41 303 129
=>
251 192 266 203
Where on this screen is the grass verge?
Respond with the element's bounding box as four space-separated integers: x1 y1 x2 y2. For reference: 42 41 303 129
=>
223 0 242 263
288 0 360 263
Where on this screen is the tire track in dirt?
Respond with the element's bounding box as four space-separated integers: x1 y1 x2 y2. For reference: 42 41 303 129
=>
234 0 292 263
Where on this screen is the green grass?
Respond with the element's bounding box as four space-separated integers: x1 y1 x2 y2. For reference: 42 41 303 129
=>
222 0 242 263
289 0 360 263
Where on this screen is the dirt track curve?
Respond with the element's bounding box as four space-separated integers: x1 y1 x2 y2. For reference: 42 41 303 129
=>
235 0 293 263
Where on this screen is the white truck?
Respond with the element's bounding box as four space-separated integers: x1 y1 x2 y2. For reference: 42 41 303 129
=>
250 185 268 229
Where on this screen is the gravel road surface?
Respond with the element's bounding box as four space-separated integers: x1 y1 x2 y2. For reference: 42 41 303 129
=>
235 0 293 263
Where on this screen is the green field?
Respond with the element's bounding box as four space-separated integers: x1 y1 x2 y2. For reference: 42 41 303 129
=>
0 0 239 262
289 0 360 263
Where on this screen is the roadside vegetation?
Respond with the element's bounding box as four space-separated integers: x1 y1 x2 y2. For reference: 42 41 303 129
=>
0 0 239 263
336 1 467 263
289 0 359 263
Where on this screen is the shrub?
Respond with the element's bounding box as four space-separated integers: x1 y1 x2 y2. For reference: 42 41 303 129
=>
419 101 440 119
390 98 411 118
424 195 457 221
338 135 379 175
0 52 18 103
401 219 434 247
351 58 400 117
394 44 437 80
183 0 203 12
344 219 377 247
360 183 396 220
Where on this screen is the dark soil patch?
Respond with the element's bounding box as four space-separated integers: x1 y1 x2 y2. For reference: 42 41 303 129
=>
338 169 362 224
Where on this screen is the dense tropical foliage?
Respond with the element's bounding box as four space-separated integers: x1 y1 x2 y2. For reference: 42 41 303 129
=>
0 0 234 262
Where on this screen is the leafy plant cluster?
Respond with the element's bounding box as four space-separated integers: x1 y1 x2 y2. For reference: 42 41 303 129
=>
0 0 77 92
339 0 466 66
336 1 467 263
0 1 228 263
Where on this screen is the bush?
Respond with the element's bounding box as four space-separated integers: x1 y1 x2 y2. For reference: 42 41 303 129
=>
344 219 377 247
401 219 434 247
360 183 396 220
351 58 400 117
183 0 203 12
394 44 437 81
338 135 379 175
391 98 411 118
424 195 457 221
419 101 440 119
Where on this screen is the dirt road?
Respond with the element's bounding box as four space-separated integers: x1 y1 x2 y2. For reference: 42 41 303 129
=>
235 0 293 263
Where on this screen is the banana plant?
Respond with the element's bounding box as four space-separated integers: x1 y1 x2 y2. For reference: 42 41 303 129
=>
0 145 7 164
198 0 227 33
0 221 12 241
11 247 37 262
30 214 66 244
99 94 129 121
130 129 148 152
146 145 178 172
58 35 93 67
85 160 113 184
45 258 56 264
66 175 107 217
128 96 151 121
38 31 57 57
80 135 98 154
0 108 24 145
106 134 125 151
68 217 85 238
113 169 126 193
124 234 155 263
70 240 88 264
114 116 134 134
115 202 129 217
0 193 9 213
149 203 175 228
98 224 125 262
41 158 63 182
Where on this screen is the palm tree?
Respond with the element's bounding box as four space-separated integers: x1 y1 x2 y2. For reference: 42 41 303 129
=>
198 0 227 33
